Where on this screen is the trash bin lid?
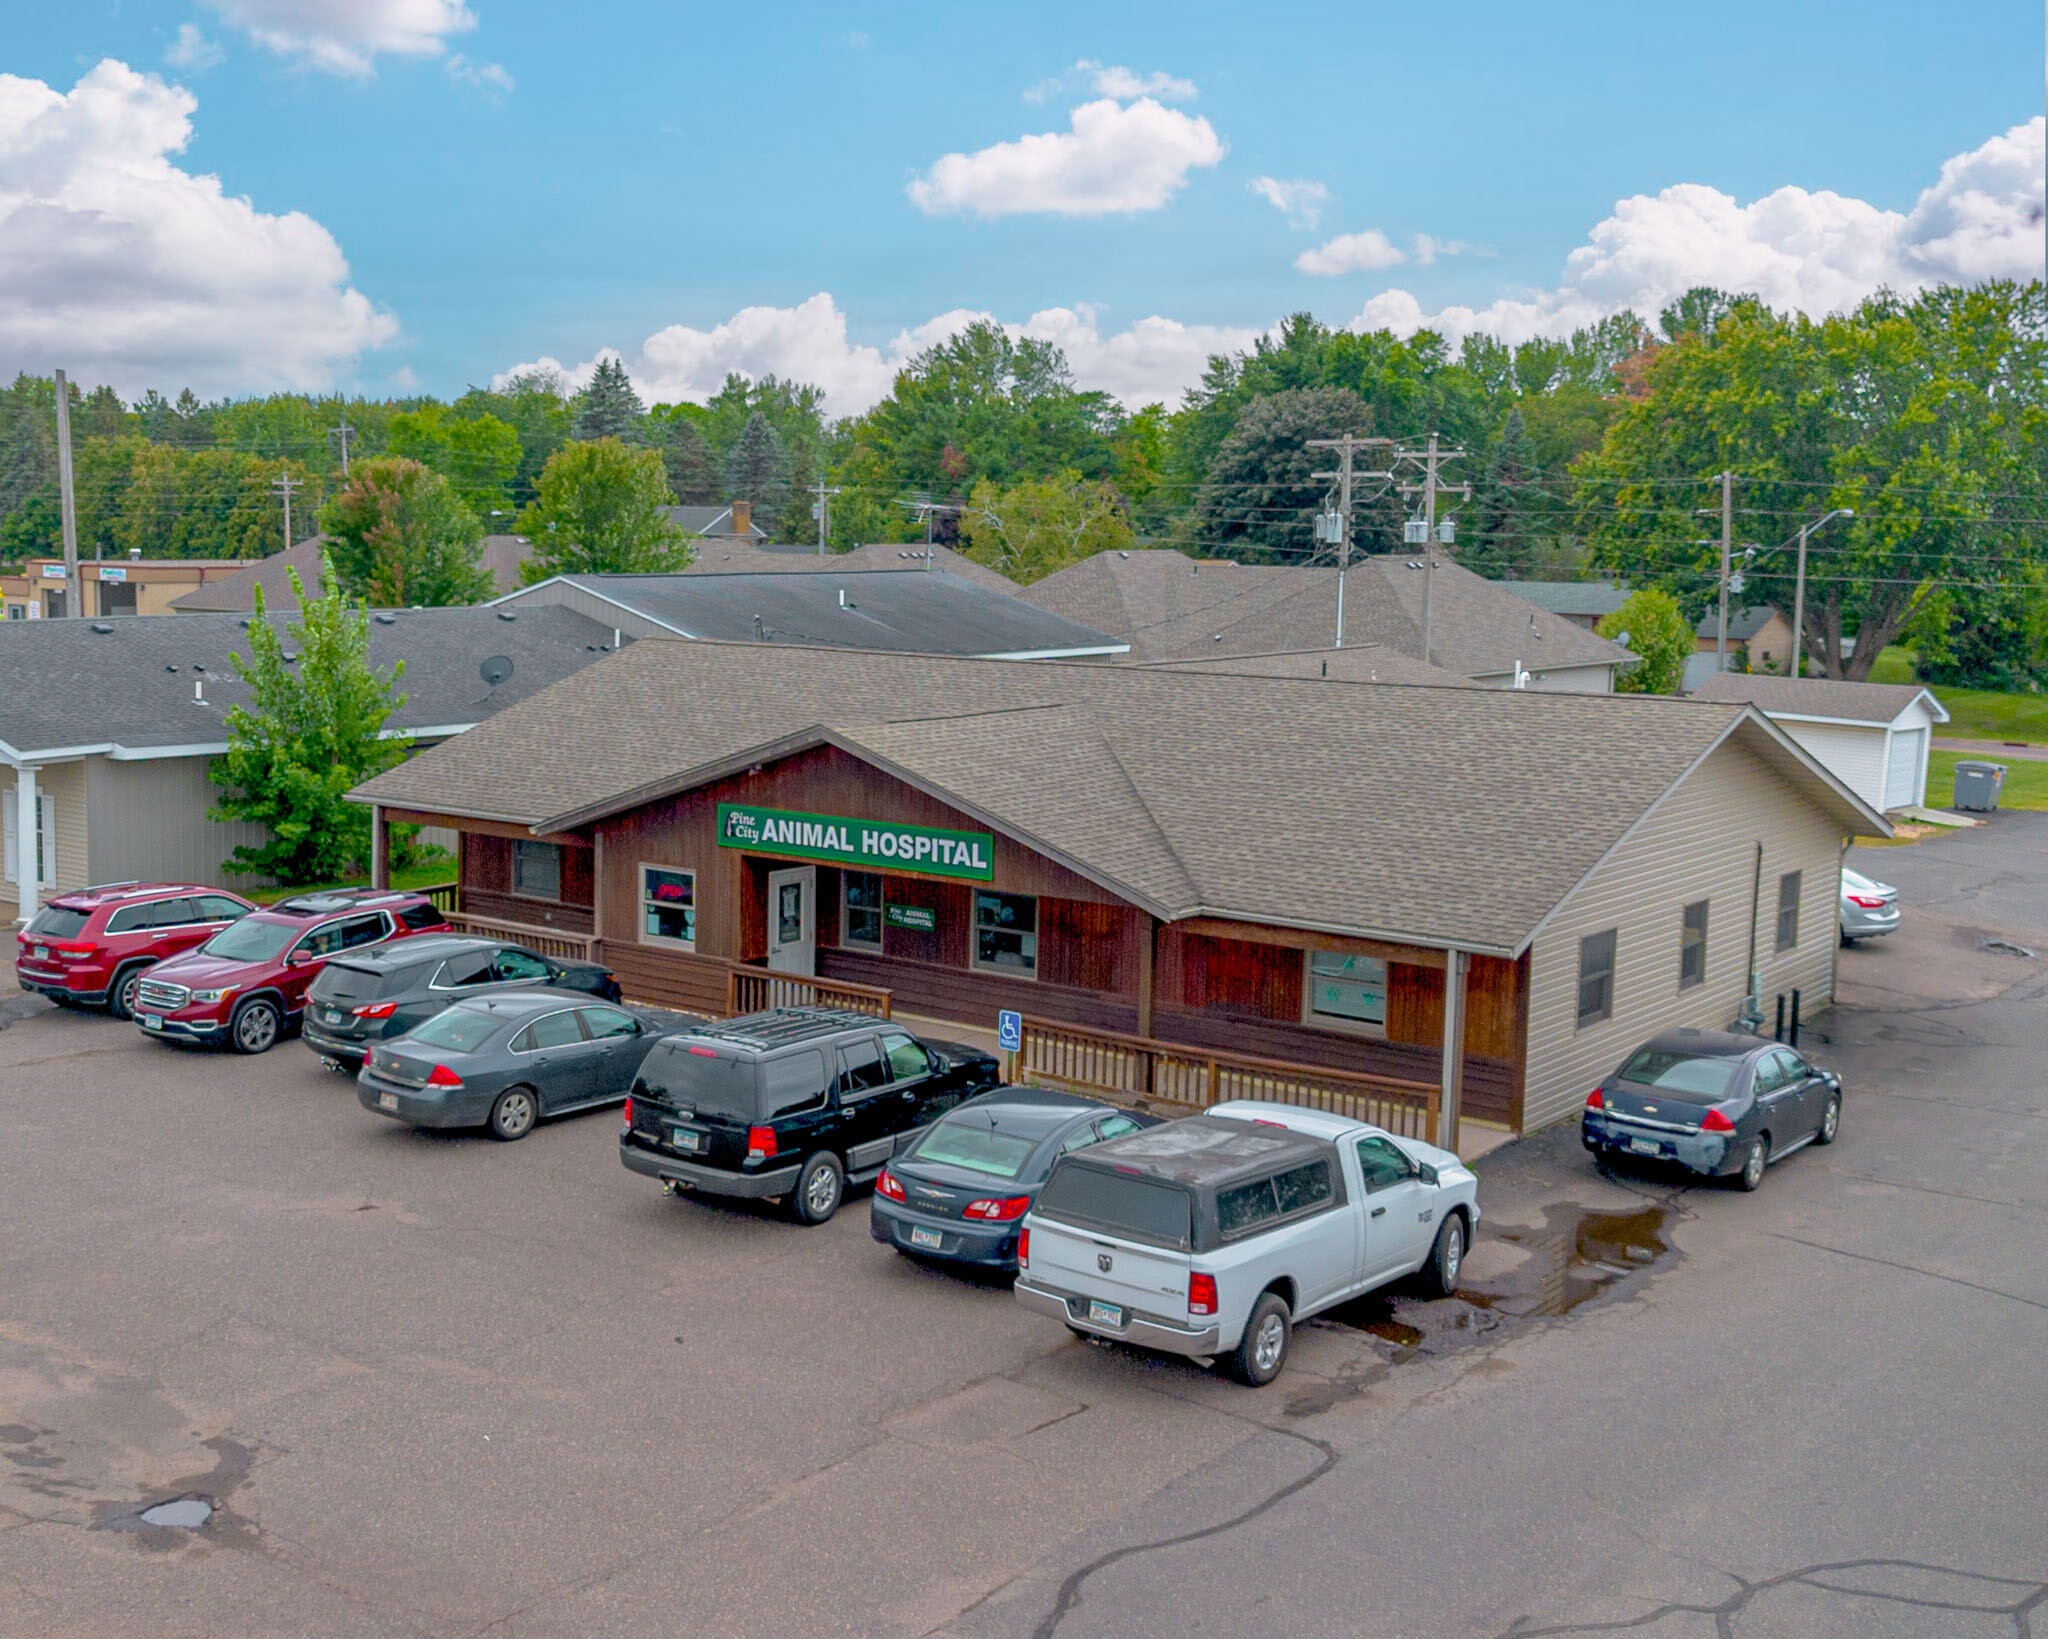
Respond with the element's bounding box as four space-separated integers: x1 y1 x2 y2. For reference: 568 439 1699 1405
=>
1954 760 2008 774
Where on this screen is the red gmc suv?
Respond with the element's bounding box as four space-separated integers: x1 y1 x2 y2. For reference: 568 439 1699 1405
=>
133 889 453 1054
16 883 257 1019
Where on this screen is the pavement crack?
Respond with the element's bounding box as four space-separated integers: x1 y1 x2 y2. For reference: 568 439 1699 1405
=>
1769 1231 2048 1313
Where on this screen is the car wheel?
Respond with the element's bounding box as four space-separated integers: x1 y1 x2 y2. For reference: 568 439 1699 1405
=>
1421 1212 1465 1296
107 963 148 1022
791 1152 844 1225
1734 1134 1768 1192
228 997 281 1055
1229 1292 1292 1387
1815 1095 1841 1146
488 1086 538 1142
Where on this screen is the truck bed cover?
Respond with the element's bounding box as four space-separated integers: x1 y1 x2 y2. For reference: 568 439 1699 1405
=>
1075 1114 1335 1190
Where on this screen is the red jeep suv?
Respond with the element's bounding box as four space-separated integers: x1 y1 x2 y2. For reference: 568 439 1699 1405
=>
16 883 257 1019
134 889 453 1054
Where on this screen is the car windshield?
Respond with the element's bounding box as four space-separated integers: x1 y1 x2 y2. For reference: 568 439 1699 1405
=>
908 1119 1039 1180
1617 1048 1738 1101
1035 1164 1192 1250
633 1040 759 1121
199 918 298 963
406 1009 502 1054
26 906 90 940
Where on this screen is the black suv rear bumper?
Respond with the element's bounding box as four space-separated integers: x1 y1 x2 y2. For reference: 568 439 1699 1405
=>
619 1139 800 1199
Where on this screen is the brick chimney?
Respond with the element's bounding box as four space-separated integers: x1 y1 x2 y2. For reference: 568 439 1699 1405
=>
730 500 752 537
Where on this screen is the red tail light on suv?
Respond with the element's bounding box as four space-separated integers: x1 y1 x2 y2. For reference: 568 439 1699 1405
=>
15 883 256 1020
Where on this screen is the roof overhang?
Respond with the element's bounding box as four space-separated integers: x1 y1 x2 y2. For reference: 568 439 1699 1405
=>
5 721 473 768
487 577 700 638
978 643 1131 661
1743 688 1950 730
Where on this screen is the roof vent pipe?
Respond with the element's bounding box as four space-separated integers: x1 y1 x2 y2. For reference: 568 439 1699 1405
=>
194 679 204 702
612 628 621 648
128 547 142 561
838 588 848 609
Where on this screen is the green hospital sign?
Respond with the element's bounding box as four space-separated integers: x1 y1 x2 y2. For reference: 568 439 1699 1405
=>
717 803 995 882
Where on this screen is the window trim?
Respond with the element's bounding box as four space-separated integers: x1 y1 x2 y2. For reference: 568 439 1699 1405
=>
510 1007 589 1054
511 839 563 902
1775 870 1802 952
971 889 1039 979
835 1036 891 1103
841 869 884 951
1300 947 1389 1039
1577 928 1617 1029
638 862 698 953
1678 900 1709 992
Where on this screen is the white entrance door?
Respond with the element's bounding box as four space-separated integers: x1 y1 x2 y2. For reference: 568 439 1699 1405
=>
1884 727 1927 810
766 866 817 978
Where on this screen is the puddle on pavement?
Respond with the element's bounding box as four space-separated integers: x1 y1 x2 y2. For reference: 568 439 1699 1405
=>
139 1497 213 1528
1460 1201 1675 1319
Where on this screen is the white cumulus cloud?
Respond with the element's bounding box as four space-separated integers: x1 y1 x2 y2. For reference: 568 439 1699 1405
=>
0 60 397 396
200 0 477 75
1080 62 1197 102
167 24 224 70
1248 175 1330 229
1296 228 1408 274
908 96 1225 218
1352 116 2047 346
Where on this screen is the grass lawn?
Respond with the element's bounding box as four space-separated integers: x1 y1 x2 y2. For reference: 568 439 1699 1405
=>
247 860 456 905
1856 648 2047 744
1926 749 2048 812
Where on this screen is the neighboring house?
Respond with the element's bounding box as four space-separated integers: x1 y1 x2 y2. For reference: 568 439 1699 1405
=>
169 535 534 613
1497 580 1631 631
489 569 1128 659
1 605 626 924
681 537 1020 595
664 501 769 541
352 639 1886 1149
3 555 261 620
1696 606 1796 672
1017 549 1631 691
1130 645 1474 686
1690 673 1950 811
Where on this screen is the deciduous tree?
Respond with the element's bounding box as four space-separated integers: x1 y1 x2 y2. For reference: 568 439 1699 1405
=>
516 438 688 578
1597 588 1693 695
958 472 1132 582
320 456 492 606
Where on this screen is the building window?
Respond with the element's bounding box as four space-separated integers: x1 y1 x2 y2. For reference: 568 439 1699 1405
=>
1305 950 1387 1033
1577 929 1617 1027
640 865 696 950
1678 900 1708 991
843 871 883 949
2 787 56 889
1776 871 1801 951
513 840 561 900
973 891 1037 976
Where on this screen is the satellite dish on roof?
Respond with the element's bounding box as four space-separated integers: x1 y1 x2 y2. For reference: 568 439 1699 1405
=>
479 654 514 688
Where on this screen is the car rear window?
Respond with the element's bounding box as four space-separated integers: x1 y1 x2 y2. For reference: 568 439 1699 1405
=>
407 1009 502 1054
1618 1048 1738 1101
199 918 298 963
1035 1164 1192 1250
761 1050 828 1118
908 1120 1038 1180
25 906 90 940
315 962 407 1004
634 1039 760 1121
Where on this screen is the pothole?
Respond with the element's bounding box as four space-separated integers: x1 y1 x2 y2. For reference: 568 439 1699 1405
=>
138 1496 213 1529
1984 938 2037 958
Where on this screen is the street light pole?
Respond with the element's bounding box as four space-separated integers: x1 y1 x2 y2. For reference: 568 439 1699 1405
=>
1791 506 1854 677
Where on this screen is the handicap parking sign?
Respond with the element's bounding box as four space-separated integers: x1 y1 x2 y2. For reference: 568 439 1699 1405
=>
996 1010 1022 1053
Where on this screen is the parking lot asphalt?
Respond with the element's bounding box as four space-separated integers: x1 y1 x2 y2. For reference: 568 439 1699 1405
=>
2 818 2045 1638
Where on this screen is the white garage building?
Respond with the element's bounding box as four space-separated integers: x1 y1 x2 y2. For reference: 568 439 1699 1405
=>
1690 674 1950 812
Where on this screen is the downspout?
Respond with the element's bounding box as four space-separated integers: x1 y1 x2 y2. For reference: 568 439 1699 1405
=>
1739 840 1764 1031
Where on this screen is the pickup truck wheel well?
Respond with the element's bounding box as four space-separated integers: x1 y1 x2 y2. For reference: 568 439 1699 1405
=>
1260 1276 1297 1314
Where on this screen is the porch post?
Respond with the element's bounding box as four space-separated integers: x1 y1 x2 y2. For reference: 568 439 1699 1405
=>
369 804 390 891
1438 947 1468 1153
13 763 39 922
1136 913 1156 1039
591 831 606 943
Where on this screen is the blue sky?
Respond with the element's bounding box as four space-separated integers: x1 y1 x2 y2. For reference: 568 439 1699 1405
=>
5 1 2043 410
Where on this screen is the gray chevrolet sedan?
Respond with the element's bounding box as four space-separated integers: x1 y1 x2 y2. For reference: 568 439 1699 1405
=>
357 990 668 1140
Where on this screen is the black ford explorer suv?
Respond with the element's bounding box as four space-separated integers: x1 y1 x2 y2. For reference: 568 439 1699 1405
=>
619 1007 1001 1224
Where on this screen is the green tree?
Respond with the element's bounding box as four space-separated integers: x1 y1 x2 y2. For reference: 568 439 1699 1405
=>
572 357 647 444
1597 588 1693 694
723 411 789 533
1460 407 1545 579
653 415 720 504
386 403 522 519
1191 386 1387 561
454 370 572 505
77 384 132 440
112 446 313 559
209 558 412 885
516 437 689 578
958 472 1131 582
320 456 491 606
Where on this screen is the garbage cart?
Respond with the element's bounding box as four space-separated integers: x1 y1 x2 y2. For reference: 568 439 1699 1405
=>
1953 760 2007 812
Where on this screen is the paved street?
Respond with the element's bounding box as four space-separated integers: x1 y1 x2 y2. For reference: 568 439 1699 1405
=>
3 816 2046 1638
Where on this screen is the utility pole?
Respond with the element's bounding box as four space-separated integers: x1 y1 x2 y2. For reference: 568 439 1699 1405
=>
1395 433 1470 668
271 470 303 553
810 477 841 557
1716 470 1733 673
329 414 356 476
1308 434 1393 648
52 369 81 618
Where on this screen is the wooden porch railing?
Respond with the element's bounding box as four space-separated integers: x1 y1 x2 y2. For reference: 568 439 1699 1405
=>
726 966 893 1020
445 911 599 964
1016 1015 1439 1143
419 881 459 913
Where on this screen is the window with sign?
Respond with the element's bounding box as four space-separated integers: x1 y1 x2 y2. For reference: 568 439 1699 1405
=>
973 891 1037 975
640 865 696 950
843 871 882 948
1304 950 1386 1033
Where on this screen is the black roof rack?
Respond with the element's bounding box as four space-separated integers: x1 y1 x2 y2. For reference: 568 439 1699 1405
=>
269 887 421 916
681 1006 886 1052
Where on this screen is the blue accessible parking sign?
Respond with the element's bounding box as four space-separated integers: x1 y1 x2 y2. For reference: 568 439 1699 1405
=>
996 1010 1022 1053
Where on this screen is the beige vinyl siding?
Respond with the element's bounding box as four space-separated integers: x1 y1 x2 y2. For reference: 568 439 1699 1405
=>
1 760 89 919
497 582 666 640
1521 737 1844 1133
1773 720 1887 814
85 754 272 889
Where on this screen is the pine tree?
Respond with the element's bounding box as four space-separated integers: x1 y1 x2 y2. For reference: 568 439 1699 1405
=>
659 419 721 504
572 357 646 444
722 411 788 533
1464 408 1542 579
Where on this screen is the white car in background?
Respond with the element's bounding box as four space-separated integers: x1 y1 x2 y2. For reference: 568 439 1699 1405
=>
1841 866 1900 943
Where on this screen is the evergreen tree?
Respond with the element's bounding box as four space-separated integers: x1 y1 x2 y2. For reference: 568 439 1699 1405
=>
1192 386 1385 562
572 356 646 444
658 417 721 504
723 411 789 533
320 456 492 607
1462 408 1543 579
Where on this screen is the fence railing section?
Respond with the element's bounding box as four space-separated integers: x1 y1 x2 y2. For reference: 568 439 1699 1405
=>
420 881 459 913
1016 1015 1438 1143
446 911 599 964
727 967 893 1020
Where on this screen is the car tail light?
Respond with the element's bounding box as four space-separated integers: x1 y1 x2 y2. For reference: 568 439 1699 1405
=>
1700 1107 1736 1133
623 1096 633 1126
1585 1087 1604 1110
1188 1272 1218 1316
875 1170 906 1202
351 1001 399 1019
1848 894 1887 908
746 1125 778 1160
425 1063 463 1088
963 1195 1031 1221
1017 1227 1029 1265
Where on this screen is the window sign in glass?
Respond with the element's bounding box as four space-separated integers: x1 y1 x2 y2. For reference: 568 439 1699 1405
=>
843 871 883 948
777 881 804 945
1308 951 1386 1026
974 891 1037 974
641 866 695 948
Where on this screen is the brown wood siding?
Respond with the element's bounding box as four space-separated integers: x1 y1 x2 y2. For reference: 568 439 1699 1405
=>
820 948 1138 1034
460 887 594 934
464 833 510 894
1038 898 1137 994
561 846 594 908
598 942 730 1015
1386 963 1443 1047
1179 933 1303 1021
882 880 971 966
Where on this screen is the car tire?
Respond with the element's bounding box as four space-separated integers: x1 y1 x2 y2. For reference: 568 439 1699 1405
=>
488 1086 538 1142
228 997 281 1055
1814 1095 1841 1146
1421 1211 1465 1296
106 963 148 1022
790 1152 844 1225
1733 1134 1768 1192
1229 1292 1292 1387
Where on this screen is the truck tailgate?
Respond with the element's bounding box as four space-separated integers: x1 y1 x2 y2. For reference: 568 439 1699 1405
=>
1028 1218 1191 1316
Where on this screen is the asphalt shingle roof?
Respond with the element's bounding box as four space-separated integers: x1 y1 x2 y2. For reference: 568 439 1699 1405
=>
1695 605 1781 642
353 639 1884 955
1689 672 1946 725
169 536 533 612
0 604 622 757
1497 581 1631 620
681 538 1020 593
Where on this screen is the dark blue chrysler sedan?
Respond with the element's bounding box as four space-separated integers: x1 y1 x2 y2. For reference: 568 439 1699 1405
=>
871 1087 1159 1270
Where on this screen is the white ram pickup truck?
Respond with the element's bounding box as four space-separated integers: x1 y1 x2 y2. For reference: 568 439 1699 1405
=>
1015 1100 1479 1385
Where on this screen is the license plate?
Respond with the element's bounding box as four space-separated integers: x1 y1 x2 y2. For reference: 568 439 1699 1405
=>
910 1225 944 1251
671 1127 700 1151
1628 1137 1660 1156
1087 1299 1125 1328
140 1014 162 1031
33 945 47 959
379 1092 399 1111
324 1008 345 1024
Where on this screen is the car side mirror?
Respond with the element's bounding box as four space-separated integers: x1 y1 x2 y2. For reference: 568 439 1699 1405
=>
926 1050 944 1076
1416 1162 1439 1186
286 951 311 967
